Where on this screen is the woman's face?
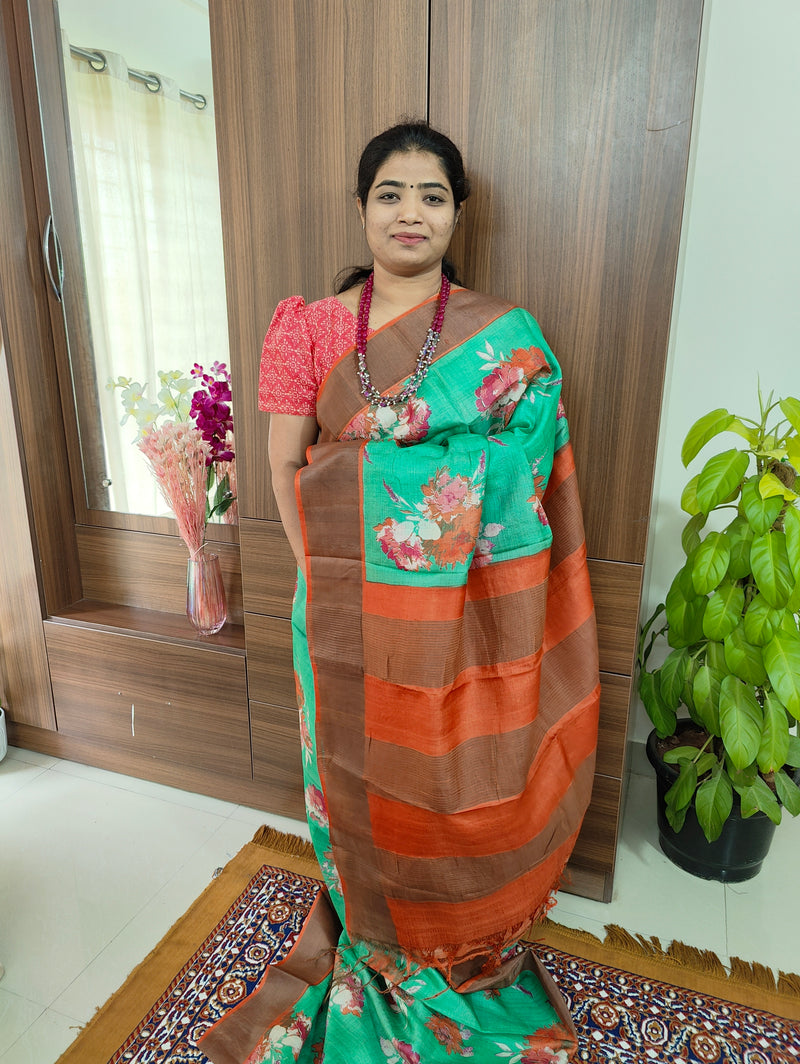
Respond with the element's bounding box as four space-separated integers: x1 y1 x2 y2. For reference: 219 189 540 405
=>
358 150 459 278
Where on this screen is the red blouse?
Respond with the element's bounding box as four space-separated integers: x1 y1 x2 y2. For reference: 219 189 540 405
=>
258 296 358 417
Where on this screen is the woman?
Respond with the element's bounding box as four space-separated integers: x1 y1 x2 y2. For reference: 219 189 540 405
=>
202 122 600 1064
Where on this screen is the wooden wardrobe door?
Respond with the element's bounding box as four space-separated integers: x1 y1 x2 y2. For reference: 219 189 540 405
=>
430 0 703 899
209 0 429 818
209 0 429 527
431 0 702 565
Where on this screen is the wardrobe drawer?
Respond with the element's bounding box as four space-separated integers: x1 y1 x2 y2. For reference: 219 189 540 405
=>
44 622 250 778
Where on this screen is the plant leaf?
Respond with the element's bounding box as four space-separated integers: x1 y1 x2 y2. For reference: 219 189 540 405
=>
702 581 744 641
690 532 731 595
692 664 724 736
665 759 698 815
665 800 689 834
740 476 783 535
663 745 706 765
638 672 677 737
695 450 750 515
681 474 701 516
750 530 794 608
775 770 800 816
763 628 800 720
742 595 784 647
681 408 735 467
787 437 800 469
681 512 707 557
706 640 728 674
659 648 691 711
784 505 800 580
724 515 755 580
719 674 763 770
736 776 782 824
779 397 800 436
723 623 767 686
759 471 798 502
757 691 791 773
695 764 733 842
727 418 760 446
665 577 706 649
694 752 719 777
787 736 800 768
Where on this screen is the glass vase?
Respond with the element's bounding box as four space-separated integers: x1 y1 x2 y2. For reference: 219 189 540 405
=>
186 550 227 636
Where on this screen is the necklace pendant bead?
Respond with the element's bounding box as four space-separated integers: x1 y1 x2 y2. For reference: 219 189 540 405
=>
354 272 451 408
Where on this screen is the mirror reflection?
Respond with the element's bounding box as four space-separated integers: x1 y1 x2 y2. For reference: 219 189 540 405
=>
55 0 231 518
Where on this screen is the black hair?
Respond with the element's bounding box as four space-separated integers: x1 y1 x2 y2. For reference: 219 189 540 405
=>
334 121 470 294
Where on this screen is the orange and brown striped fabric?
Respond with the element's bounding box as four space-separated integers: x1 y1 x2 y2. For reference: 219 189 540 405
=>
297 291 600 975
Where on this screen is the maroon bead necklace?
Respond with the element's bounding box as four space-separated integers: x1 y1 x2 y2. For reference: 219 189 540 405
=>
355 271 451 408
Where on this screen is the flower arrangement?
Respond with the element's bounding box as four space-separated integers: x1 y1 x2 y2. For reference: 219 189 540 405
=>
109 361 237 556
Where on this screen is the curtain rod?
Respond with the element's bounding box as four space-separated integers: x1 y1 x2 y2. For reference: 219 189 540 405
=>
69 45 207 110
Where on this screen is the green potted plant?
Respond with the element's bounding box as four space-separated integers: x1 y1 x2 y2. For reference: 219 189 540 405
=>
637 391 800 880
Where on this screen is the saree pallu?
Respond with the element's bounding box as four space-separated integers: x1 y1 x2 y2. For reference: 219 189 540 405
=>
200 290 600 1064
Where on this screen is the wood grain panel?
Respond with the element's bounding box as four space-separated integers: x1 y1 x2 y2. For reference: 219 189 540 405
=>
8 718 303 816
240 518 296 618
0 0 80 612
431 0 702 564
596 672 631 780
251 699 305 819
24 0 107 515
209 0 429 522
77 525 244 624
44 621 251 777
0 333 56 729
244 613 295 709
50 599 245 652
566 773 623 902
588 558 643 677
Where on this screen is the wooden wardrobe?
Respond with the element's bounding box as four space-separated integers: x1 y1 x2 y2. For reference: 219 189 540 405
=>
0 0 704 903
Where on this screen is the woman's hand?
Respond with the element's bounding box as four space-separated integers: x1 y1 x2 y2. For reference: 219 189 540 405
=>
268 413 319 572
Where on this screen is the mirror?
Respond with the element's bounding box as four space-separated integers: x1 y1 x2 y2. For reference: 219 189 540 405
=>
47 0 231 518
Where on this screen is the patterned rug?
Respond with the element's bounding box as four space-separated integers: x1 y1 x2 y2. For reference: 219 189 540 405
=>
56 829 800 1064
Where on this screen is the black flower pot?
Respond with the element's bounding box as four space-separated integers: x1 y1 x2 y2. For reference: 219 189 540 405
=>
646 723 778 882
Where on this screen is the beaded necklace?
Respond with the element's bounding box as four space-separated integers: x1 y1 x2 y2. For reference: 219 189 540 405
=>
355 271 451 408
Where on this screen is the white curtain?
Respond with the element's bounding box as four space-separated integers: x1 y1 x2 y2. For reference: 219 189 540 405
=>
61 35 229 515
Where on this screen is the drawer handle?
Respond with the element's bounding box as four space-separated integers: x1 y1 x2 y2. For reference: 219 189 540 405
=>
131 703 135 737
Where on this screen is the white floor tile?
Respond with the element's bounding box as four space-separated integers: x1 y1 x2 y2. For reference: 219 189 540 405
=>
0 758 51 801
51 757 240 818
50 817 262 1021
229 803 311 840
547 908 609 942
724 808 800 974
4 747 58 768
0 769 228 1006
0 1006 82 1064
0 991 43 1056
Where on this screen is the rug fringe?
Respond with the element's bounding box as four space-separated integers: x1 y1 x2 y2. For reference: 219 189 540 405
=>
778 971 800 996
558 921 800 1000
250 825 317 863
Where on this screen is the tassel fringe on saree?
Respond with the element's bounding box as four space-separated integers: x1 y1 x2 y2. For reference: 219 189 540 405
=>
200 290 600 1064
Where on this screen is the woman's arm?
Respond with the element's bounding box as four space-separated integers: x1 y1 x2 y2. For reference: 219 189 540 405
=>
268 413 319 571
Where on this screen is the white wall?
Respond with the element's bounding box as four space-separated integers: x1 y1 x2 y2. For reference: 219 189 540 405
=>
633 0 800 742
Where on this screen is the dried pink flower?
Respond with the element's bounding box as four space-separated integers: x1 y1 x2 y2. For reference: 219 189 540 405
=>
138 422 210 556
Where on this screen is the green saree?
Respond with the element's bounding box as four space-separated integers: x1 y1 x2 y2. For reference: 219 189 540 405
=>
201 290 599 1064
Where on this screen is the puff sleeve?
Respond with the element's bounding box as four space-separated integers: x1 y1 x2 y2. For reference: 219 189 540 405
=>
258 297 318 416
